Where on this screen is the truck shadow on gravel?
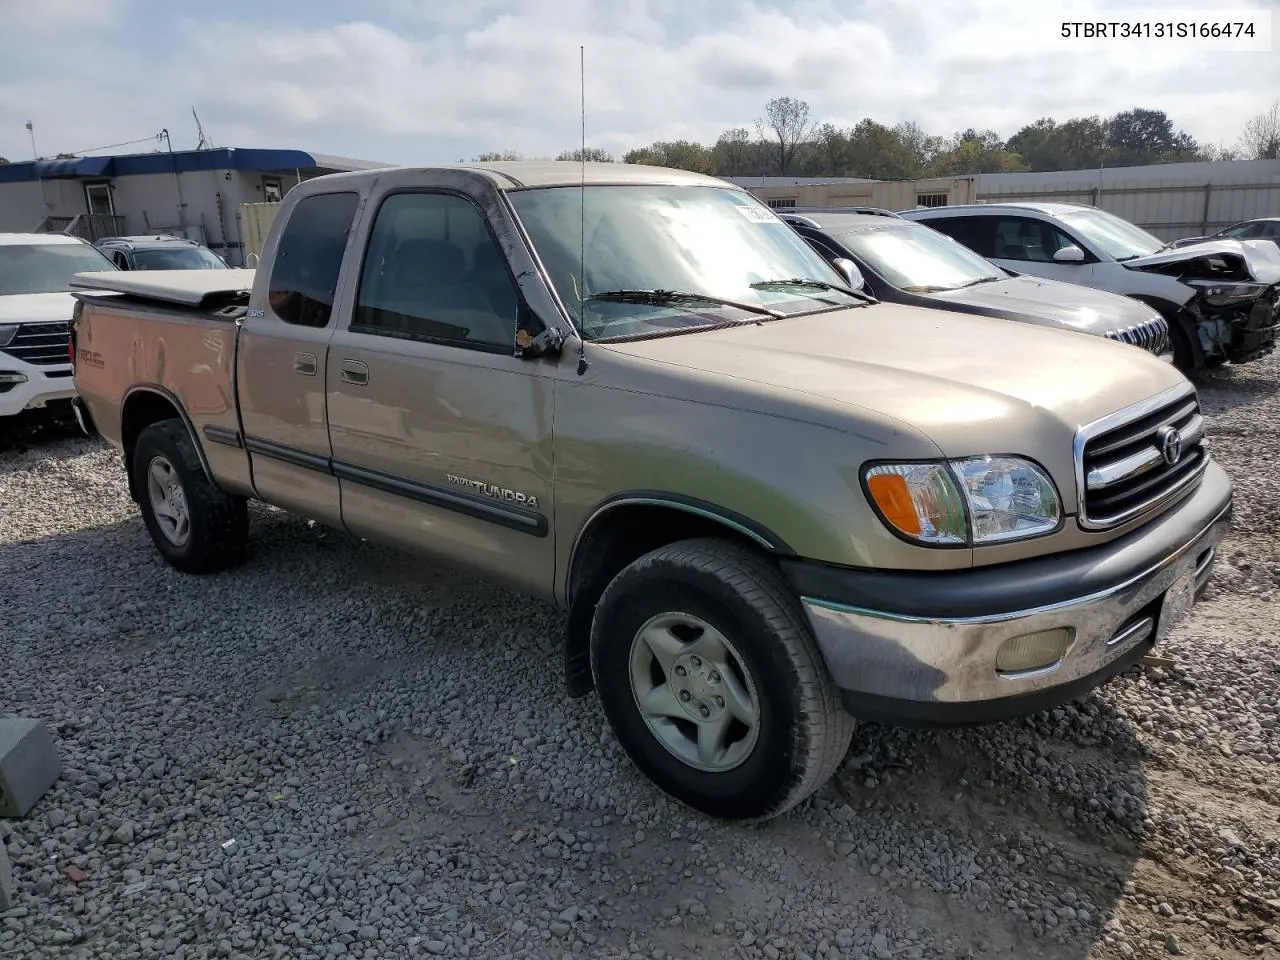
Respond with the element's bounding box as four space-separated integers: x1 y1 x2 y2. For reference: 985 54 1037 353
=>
0 504 1161 959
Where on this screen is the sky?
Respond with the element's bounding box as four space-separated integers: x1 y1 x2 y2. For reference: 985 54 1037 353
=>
0 0 1276 166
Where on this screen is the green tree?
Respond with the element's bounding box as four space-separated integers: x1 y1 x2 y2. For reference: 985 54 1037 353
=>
473 150 523 161
893 121 944 176
1104 108 1203 165
845 119 927 179
556 147 614 162
623 140 716 174
710 127 757 177
929 129 1029 175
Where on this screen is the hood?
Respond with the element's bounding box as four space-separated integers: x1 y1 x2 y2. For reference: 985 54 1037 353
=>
1123 238 1280 286
603 302 1188 490
924 274 1159 334
0 291 76 325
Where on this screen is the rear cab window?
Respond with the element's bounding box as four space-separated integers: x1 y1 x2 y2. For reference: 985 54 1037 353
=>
267 192 361 328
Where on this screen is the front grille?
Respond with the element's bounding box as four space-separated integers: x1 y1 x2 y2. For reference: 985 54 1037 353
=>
1105 315 1172 358
1077 386 1207 529
0 322 71 366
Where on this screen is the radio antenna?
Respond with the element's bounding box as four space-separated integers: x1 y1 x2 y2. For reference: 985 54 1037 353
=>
576 43 589 376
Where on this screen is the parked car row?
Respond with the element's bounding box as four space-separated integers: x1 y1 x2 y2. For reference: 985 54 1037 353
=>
780 207 1174 362
3 196 1277 431
65 161 1240 821
900 202 1280 373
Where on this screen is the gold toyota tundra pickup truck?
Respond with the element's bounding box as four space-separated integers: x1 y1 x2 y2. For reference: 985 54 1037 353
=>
68 162 1232 823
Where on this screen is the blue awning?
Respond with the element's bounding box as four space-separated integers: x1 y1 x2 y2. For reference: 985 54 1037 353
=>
33 156 116 179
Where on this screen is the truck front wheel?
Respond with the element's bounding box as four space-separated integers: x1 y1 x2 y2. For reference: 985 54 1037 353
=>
589 538 854 822
132 420 249 574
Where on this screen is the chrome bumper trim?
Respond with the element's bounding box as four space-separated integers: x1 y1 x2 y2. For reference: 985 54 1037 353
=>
802 501 1229 707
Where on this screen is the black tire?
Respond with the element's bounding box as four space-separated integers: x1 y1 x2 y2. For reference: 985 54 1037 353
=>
589 537 854 822
1166 317 1202 375
132 419 249 574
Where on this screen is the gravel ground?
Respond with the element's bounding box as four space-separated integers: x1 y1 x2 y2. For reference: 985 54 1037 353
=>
2 357 1279 960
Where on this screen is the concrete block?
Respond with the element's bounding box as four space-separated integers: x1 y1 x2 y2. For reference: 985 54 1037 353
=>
0 717 62 818
0 836 12 911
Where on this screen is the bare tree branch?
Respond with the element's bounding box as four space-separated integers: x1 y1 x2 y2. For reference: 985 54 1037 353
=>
1238 101 1280 160
756 96 817 174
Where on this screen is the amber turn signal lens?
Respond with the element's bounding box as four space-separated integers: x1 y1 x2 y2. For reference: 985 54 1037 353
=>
866 472 922 537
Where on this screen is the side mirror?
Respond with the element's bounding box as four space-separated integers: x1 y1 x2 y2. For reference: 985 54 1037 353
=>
1053 245 1086 263
515 302 564 359
832 257 866 291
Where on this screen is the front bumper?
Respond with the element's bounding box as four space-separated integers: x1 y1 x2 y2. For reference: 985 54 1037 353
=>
784 459 1233 727
0 362 76 419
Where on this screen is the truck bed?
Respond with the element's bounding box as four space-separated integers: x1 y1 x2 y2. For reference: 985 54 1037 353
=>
71 269 256 308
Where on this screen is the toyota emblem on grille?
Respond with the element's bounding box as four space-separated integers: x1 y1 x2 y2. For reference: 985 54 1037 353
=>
1157 425 1183 466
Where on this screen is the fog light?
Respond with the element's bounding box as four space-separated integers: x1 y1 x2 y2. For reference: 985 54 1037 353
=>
0 372 28 384
995 628 1074 675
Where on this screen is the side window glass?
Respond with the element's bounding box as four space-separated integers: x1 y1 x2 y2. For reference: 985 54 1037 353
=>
803 236 841 263
992 218 1056 262
928 217 995 258
267 192 359 328
1046 226 1084 257
353 192 519 350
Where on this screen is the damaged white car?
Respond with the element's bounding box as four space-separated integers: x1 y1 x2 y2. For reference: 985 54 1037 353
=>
902 202 1280 373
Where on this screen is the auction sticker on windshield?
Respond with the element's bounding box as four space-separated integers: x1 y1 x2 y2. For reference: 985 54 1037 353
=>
736 205 783 224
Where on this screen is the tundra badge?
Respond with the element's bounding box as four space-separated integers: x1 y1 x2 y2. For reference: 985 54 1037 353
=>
445 474 539 510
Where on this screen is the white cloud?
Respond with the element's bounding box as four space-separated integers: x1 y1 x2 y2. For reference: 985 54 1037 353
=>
0 0 1275 164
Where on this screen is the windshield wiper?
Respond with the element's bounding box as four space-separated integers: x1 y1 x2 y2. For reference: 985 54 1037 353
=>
750 277 877 305
584 289 786 319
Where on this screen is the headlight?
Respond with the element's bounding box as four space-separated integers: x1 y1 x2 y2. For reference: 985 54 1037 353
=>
0 325 18 347
864 456 1061 547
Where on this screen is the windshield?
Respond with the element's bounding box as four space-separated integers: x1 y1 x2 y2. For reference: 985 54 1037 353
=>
132 246 227 270
837 222 1005 291
506 184 863 340
0 243 116 295
1057 209 1165 261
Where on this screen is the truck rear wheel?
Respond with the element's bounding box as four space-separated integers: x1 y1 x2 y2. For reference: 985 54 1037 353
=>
132 420 248 574
589 538 854 822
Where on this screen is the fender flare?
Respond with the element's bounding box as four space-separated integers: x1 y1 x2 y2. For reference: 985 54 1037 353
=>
120 384 219 497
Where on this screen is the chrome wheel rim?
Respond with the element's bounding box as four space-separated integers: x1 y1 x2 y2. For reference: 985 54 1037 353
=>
146 455 191 547
628 611 761 773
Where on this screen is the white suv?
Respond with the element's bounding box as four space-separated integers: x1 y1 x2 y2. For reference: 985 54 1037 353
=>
902 202 1280 373
0 234 117 422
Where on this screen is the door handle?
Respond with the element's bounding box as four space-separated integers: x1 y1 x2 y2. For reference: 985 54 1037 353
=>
340 359 369 385
293 352 317 376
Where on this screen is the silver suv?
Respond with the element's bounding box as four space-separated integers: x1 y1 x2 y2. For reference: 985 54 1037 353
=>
902 202 1280 373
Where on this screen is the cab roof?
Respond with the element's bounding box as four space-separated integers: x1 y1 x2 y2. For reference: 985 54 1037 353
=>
308 161 732 190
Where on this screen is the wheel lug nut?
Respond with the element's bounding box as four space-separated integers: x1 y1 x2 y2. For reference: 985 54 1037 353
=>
679 691 691 702
674 665 687 677
690 656 702 667
709 672 720 683
714 696 724 708
699 705 710 718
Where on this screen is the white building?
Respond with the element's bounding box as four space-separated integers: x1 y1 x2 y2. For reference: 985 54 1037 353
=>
0 147 388 265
